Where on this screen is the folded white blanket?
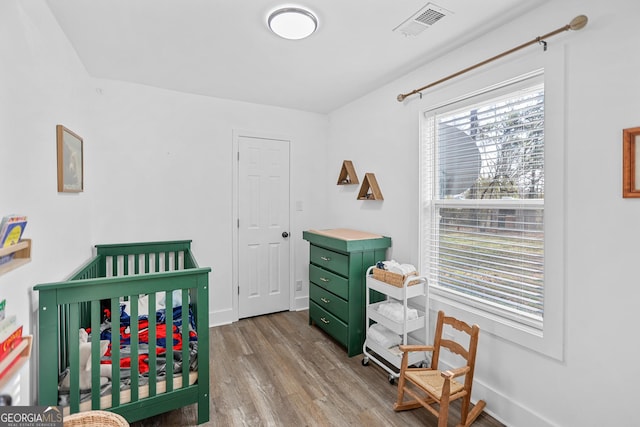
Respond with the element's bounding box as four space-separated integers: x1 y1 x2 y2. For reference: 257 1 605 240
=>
377 301 418 323
381 260 417 276
367 323 401 349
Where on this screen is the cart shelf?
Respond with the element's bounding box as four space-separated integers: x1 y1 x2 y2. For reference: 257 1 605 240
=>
362 266 429 384
366 301 425 335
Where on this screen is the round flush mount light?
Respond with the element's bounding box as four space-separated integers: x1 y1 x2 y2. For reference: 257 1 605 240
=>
268 7 318 40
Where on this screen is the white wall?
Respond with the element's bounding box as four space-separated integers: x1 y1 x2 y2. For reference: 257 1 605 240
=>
1 0 328 405
85 79 328 324
0 1 95 405
326 0 640 426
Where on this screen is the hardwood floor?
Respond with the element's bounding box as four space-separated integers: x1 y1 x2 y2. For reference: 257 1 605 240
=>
131 310 505 427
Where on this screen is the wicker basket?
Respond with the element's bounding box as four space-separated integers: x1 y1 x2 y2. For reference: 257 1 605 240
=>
64 410 129 427
372 267 420 287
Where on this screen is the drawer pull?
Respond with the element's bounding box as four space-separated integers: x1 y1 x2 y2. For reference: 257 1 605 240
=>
320 297 330 304
319 277 330 282
320 317 330 324
320 256 331 261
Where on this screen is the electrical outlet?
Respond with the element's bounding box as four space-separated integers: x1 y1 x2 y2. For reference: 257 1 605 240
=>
296 280 303 291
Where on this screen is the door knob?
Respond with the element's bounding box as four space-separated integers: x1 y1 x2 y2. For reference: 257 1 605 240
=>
282 231 289 238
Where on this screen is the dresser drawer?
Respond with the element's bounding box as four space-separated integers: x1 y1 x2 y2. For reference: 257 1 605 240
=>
309 301 348 347
309 264 349 300
310 283 348 322
310 245 348 276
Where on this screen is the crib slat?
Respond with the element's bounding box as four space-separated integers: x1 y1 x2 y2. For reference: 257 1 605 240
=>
181 288 189 387
59 305 68 371
148 292 157 397
110 297 121 407
134 253 140 274
130 294 139 403
164 252 170 272
165 290 173 392
90 301 102 410
69 304 81 414
196 273 210 424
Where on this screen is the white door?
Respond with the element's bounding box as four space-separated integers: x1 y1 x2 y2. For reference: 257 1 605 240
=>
237 136 290 318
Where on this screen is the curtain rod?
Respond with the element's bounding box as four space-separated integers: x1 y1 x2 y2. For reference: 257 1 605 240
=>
397 15 588 102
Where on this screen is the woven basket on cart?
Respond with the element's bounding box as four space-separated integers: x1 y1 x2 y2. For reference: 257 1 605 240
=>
63 410 129 427
372 267 421 287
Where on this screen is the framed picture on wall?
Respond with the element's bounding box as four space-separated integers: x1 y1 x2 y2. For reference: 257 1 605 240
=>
623 127 640 198
56 124 84 193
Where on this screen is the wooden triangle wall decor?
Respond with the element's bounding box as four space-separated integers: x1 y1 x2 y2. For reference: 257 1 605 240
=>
357 173 383 200
337 160 359 185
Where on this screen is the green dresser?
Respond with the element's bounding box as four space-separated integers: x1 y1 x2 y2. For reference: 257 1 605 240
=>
303 229 391 357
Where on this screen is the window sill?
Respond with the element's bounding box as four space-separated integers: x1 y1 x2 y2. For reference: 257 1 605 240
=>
429 285 562 360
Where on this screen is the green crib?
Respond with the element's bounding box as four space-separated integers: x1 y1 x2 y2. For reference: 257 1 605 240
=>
34 240 211 424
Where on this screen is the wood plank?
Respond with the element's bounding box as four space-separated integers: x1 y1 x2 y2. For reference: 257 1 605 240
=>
0 239 31 276
307 228 384 241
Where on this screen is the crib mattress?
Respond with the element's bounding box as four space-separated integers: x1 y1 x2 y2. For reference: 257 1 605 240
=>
62 371 198 416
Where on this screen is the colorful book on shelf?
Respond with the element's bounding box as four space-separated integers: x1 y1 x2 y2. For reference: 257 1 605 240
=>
0 299 4 321
0 215 27 248
0 324 23 362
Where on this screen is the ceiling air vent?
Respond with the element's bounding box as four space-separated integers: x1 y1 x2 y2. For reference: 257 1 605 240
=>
393 3 452 37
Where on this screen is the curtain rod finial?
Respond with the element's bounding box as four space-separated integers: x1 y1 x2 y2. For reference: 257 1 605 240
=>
397 94 406 102
570 15 588 31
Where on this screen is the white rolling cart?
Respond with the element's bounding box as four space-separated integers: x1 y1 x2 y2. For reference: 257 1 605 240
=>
361 265 429 384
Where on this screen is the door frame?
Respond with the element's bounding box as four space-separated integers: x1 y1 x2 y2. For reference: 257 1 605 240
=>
232 129 295 321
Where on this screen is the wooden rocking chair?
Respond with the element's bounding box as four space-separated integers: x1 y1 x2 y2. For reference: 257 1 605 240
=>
394 310 486 427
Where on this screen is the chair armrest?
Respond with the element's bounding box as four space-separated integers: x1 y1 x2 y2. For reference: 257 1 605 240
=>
441 366 470 380
398 344 435 353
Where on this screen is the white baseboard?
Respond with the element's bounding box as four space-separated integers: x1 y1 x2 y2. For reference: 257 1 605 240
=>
210 300 309 328
294 296 309 311
437 358 558 427
209 308 234 327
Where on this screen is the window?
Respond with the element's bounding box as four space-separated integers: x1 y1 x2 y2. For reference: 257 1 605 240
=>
421 73 546 330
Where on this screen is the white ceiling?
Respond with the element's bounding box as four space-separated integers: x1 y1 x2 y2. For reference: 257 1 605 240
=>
46 0 547 114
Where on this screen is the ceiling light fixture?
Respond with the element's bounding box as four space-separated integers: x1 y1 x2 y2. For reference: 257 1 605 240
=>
268 7 318 40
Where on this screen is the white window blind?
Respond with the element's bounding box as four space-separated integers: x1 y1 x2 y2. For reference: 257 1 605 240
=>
422 79 545 325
